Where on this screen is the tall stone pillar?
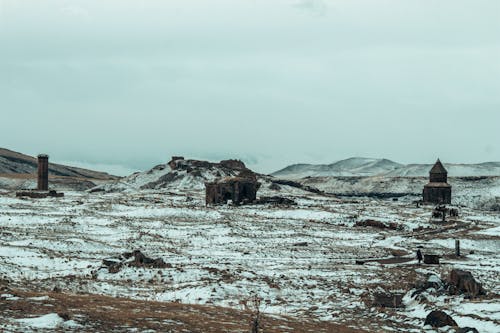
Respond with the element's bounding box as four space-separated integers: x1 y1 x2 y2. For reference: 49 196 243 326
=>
37 154 49 191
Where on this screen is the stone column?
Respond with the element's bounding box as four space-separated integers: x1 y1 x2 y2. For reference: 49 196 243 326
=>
37 154 49 191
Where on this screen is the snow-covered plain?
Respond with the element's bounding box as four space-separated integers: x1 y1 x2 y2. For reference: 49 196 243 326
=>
0 186 499 332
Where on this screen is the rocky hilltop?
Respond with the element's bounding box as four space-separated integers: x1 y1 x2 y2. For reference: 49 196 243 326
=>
93 157 256 192
92 156 319 198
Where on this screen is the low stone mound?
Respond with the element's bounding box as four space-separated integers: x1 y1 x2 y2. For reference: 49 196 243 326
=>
256 196 297 206
16 190 64 199
354 219 402 230
98 250 171 274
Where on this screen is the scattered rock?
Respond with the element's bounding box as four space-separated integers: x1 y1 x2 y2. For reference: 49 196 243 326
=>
457 328 479 333
108 263 122 274
100 250 171 274
256 196 297 206
58 312 71 321
449 269 485 298
425 274 444 290
412 274 446 299
268 183 281 191
219 159 246 171
125 250 171 269
424 310 457 328
390 249 407 257
355 219 387 229
355 219 402 230
373 292 404 308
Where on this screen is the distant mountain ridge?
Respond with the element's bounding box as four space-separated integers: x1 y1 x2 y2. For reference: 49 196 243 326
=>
272 157 500 179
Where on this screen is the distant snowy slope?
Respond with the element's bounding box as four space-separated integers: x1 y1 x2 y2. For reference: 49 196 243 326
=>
273 157 402 178
299 175 500 211
273 158 500 179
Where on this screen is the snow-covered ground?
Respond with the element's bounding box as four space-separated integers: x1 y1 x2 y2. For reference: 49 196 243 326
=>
0 188 499 332
299 176 500 211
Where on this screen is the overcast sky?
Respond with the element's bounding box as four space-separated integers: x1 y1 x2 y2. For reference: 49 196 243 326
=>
1 0 499 175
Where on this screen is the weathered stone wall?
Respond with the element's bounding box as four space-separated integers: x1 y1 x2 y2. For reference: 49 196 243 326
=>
423 185 451 204
205 178 259 205
37 154 49 191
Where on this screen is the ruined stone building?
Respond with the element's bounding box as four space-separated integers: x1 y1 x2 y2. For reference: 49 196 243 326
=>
16 154 64 198
205 172 260 205
423 159 451 204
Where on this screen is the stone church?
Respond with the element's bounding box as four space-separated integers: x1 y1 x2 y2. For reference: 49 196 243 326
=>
423 159 452 204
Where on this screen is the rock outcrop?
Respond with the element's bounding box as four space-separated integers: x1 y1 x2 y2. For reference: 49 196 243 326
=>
424 310 457 328
449 269 485 298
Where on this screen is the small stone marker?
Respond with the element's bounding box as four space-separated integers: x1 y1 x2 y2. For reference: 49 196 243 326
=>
423 254 440 265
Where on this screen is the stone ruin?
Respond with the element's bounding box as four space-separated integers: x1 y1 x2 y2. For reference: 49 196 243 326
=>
96 250 171 275
413 269 486 300
423 254 440 265
205 169 261 205
423 159 451 204
16 154 64 199
168 156 247 173
432 204 459 221
168 156 185 170
373 292 404 308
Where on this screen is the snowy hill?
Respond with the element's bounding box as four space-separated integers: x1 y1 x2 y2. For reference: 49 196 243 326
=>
273 157 500 179
0 147 118 180
93 158 248 192
0 148 119 191
92 157 318 198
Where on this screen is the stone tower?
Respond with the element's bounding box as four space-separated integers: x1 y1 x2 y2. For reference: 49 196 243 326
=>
37 154 49 191
423 159 451 204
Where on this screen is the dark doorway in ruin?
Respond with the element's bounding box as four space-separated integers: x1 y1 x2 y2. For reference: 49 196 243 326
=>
223 191 233 202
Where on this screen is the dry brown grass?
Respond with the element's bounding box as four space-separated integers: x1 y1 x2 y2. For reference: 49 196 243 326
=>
0 173 35 179
1 289 368 333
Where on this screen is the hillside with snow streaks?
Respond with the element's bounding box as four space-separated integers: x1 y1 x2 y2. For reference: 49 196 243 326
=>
273 157 500 179
94 162 232 192
93 158 298 196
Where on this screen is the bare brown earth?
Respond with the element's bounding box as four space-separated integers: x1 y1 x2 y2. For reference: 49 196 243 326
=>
0 288 366 333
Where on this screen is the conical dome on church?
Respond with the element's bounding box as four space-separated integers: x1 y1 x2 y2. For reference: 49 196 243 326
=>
429 159 448 183
423 158 452 204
